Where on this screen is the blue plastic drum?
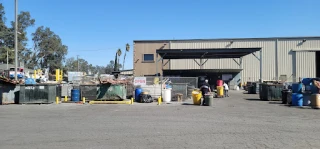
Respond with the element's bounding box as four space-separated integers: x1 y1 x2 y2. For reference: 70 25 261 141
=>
71 89 80 102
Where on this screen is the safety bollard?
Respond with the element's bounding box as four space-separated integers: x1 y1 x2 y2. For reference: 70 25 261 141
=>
82 97 86 104
158 96 162 105
56 97 59 104
131 98 134 105
64 96 67 102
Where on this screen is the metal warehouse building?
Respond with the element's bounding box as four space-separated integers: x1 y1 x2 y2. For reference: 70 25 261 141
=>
133 37 320 85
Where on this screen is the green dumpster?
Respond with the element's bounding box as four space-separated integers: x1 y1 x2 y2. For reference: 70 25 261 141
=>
97 84 127 100
259 84 283 101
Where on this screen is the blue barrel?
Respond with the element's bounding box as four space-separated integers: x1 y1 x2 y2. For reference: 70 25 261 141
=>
292 83 302 93
71 89 80 102
302 93 311 106
311 84 319 94
135 88 142 102
301 78 313 85
292 93 303 107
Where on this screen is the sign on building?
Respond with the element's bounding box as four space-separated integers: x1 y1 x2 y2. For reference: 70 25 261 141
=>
134 77 146 86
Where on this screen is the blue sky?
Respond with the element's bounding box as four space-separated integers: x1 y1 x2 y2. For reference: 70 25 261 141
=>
1 0 320 69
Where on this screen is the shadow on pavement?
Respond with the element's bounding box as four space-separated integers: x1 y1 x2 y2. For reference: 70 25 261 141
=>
244 98 262 101
181 103 199 106
269 101 282 104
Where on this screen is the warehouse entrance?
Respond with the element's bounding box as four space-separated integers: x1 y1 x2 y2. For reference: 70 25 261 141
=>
316 51 320 77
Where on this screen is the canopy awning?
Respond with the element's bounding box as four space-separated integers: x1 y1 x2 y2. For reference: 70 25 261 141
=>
156 48 261 59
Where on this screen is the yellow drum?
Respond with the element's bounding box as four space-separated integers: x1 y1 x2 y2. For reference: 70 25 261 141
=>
310 94 320 109
192 91 202 105
216 86 224 96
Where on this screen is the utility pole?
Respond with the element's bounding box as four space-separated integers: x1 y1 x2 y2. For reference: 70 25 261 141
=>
7 50 8 69
77 55 79 72
14 0 18 80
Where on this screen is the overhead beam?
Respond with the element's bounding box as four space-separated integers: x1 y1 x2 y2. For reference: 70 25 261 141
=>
157 53 167 62
202 59 209 66
193 59 201 66
232 58 240 66
252 53 260 61
163 59 170 67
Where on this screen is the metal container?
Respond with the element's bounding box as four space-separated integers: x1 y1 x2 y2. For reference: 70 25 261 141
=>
97 84 127 100
252 82 260 94
260 84 283 101
19 84 57 104
0 84 19 105
60 83 73 97
281 90 289 104
80 85 97 101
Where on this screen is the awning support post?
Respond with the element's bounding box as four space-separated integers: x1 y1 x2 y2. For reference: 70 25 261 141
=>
163 59 170 67
156 54 158 76
156 53 166 76
239 57 243 85
160 58 164 100
259 50 262 83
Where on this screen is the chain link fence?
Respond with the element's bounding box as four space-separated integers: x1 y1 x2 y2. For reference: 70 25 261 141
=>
142 76 198 100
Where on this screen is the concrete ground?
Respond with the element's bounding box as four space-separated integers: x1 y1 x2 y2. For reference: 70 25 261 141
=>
1 91 320 149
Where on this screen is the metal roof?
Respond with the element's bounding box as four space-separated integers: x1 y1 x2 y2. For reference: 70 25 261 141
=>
134 36 320 43
156 48 261 59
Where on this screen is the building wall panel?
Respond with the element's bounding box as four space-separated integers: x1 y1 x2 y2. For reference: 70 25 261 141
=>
133 42 169 76
278 39 320 81
170 40 276 82
294 51 316 80
134 37 320 83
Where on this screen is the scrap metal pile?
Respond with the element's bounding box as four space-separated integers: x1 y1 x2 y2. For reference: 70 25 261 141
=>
99 75 133 85
0 76 24 84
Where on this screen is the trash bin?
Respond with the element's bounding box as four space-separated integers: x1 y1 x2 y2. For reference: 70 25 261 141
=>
204 94 214 106
282 90 289 104
192 90 202 105
19 84 57 104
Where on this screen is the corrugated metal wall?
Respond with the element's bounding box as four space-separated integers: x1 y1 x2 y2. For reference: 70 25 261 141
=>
170 40 276 82
134 38 320 82
277 39 320 81
294 51 316 80
169 39 320 83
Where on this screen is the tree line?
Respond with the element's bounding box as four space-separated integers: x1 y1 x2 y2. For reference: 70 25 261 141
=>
0 3 122 75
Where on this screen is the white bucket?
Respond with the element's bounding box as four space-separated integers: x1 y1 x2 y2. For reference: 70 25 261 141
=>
162 89 172 102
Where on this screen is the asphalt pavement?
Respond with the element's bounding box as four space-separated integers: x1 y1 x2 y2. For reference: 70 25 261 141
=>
1 90 320 149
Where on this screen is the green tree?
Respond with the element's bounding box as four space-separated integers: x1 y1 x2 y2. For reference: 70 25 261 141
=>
12 11 35 66
0 4 35 66
31 26 68 73
64 57 89 72
0 4 12 63
106 60 122 74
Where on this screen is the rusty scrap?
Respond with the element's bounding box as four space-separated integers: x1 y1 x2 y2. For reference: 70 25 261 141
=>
99 77 133 85
0 76 24 85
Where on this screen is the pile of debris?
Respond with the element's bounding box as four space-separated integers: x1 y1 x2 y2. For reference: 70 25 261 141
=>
0 76 24 84
99 75 133 85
